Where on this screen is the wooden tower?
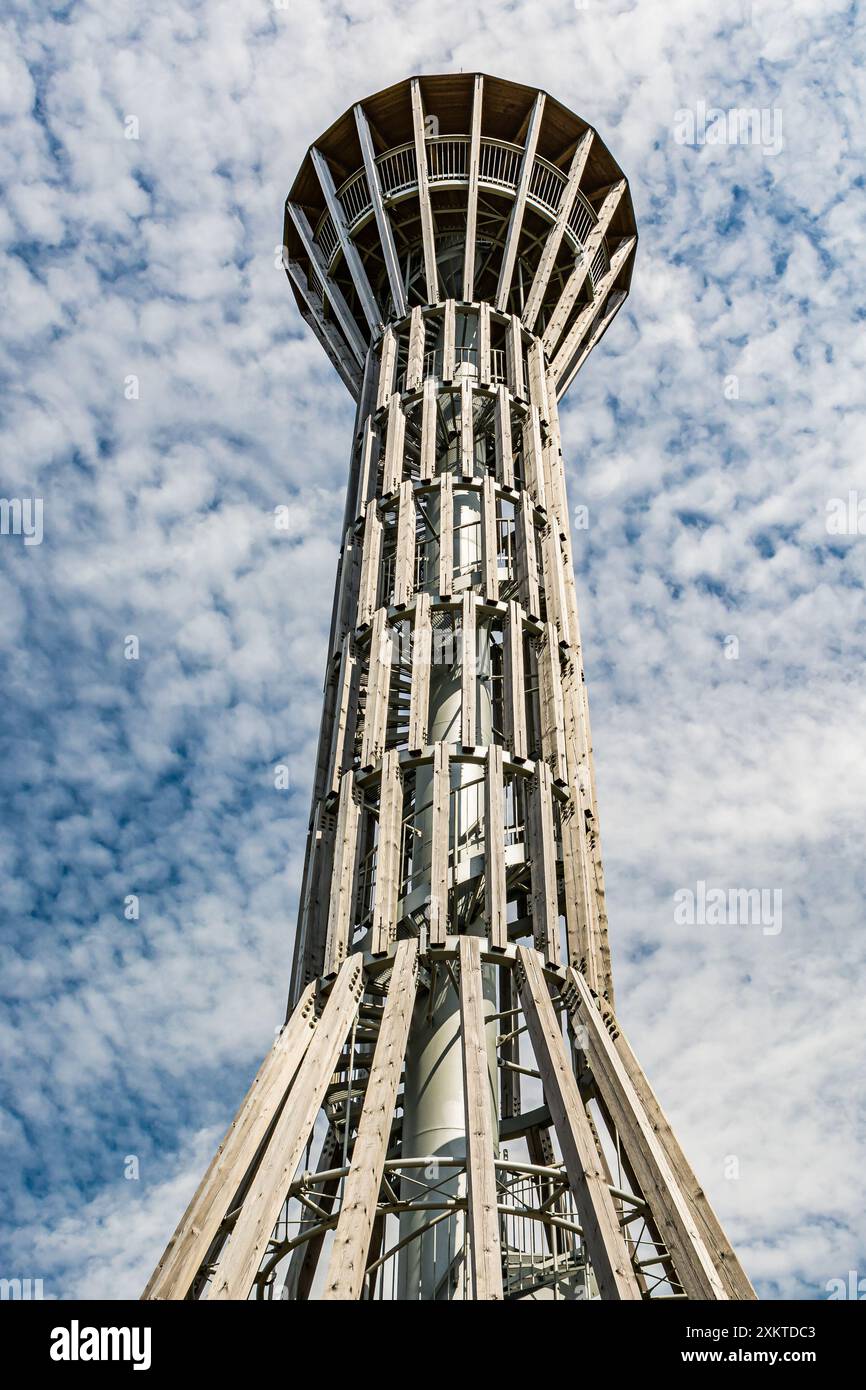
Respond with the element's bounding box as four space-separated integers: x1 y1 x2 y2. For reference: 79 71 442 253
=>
144 74 755 1302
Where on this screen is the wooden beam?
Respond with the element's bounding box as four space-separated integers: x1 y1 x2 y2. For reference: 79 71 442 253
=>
438 472 453 597
310 145 381 334
428 742 450 945
354 417 380 519
481 474 499 601
357 505 382 626
285 204 367 363
419 376 437 479
323 940 419 1299
393 479 415 606
563 967 732 1300
521 130 593 332
382 392 405 494
484 745 508 950
143 981 319 1299
459 377 474 477
371 749 402 954
442 298 456 381
206 956 365 1300
325 771 361 973
503 600 527 760
410 79 439 304
462 75 484 302
354 103 407 320
515 946 641 1300
541 521 571 647
526 339 550 422
555 288 628 399
550 235 635 379
406 306 425 392
284 258 363 394
376 327 397 410
327 634 360 796
516 492 540 620
360 609 393 767
495 92 546 312
461 590 477 747
542 181 627 356
505 315 525 400
458 935 504 1300
527 760 560 966
494 386 514 488
478 301 492 385
522 406 547 509
538 623 568 784
408 592 431 749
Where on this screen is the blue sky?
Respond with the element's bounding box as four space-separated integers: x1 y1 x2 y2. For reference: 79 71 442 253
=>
1 0 864 1300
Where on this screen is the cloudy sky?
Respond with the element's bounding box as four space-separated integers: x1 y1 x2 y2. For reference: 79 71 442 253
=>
1 0 864 1301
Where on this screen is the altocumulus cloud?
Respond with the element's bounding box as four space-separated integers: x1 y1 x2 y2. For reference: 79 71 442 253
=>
0 0 864 1300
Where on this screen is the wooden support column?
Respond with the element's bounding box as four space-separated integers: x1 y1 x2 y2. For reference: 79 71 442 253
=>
516 492 540 620
327 634 360 795
408 592 431 750
458 935 504 1301
495 92 545 311
406 306 425 392
143 981 319 1300
354 103 407 321
541 523 571 647
376 327 397 410
556 289 628 399
527 339 550 423
522 406 547 509
419 377 437 479
325 771 361 973
354 418 380 518
442 298 456 382
206 956 365 1301
560 797 597 990
550 235 635 377
521 129 594 332
478 301 491 385
505 315 525 400
438 472 453 597
428 743 450 945
459 377 474 477
371 749 403 954
484 745 508 950
361 609 393 767
410 79 439 304
393 479 415 606
503 600 527 760
481 474 499 601
461 590 477 747
323 940 419 1299
494 386 514 488
382 392 405 494
357 506 383 627
527 761 560 966
310 146 381 334
515 946 641 1300
332 525 361 657
285 203 368 363
538 623 568 784
543 183 628 356
462 75 483 302
562 967 732 1300
284 258 363 395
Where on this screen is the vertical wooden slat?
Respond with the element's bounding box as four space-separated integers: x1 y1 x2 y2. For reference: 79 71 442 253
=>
505 315 525 401
428 743 450 945
361 609 393 767
459 376 474 477
325 771 361 973
495 92 546 312
484 745 508 950
410 79 439 304
458 935 504 1301
461 590 477 747
503 600 527 760
143 981 319 1299
538 623 568 784
528 760 560 966
462 74 484 303
419 376 437 480
481 474 499 601
499 966 520 1120
478 300 491 385
527 340 550 422
382 392 405 495
376 327 397 410
327 634 360 795
494 386 514 488
354 418 380 518
562 967 732 1300
521 129 594 332
522 406 547 509
406 306 425 392
516 492 540 619
206 956 365 1301
393 479 415 606
323 939 419 1299
332 525 361 657
541 517 572 647
515 945 641 1300
438 472 453 597
371 749 402 954
408 592 431 750
354 103 407 321
442 298 456 381
357 506 383 627
560 796 597 989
